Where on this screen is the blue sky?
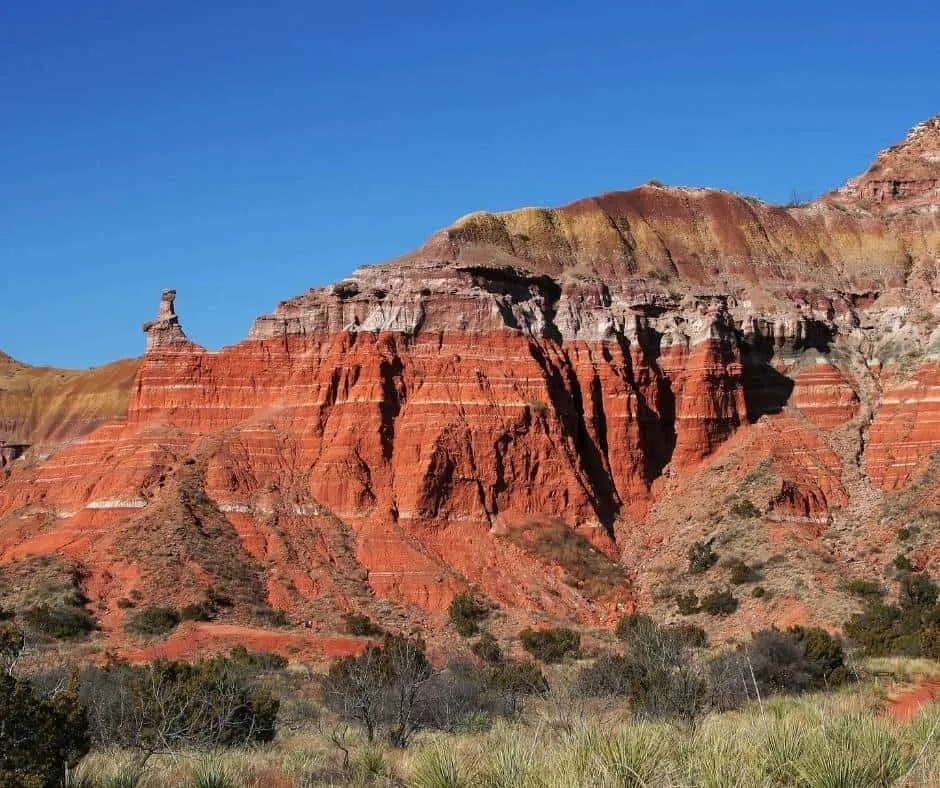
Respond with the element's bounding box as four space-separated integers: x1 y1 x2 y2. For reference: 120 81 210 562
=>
2 1 937 367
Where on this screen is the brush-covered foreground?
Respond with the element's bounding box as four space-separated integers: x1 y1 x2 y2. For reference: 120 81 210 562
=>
67 672 940 788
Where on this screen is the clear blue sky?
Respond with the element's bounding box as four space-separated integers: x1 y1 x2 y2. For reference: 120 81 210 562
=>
2 1 937 367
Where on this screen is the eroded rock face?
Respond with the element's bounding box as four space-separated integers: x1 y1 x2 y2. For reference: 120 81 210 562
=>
2 115 940 654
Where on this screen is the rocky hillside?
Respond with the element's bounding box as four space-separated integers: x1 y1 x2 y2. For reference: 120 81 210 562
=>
0 351 139 461
1 115 938 659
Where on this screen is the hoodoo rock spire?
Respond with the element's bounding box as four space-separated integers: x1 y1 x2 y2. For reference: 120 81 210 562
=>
142 288 187 350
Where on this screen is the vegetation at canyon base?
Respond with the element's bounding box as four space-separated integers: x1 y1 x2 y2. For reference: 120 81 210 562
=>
4 590 940 786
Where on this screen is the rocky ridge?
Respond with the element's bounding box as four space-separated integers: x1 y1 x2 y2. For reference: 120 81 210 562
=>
1 115 939 657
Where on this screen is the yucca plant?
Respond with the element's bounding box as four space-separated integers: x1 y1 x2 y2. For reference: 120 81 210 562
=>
593 725 675 787
794 714 910 788
358 743 390 778
478 735 546 788
410 744 476 788
189 754 233 788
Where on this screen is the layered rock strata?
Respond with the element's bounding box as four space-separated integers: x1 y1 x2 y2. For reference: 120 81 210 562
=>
2 115 940 653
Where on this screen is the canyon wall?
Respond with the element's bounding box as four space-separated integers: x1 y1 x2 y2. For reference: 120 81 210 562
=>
1 115 939 654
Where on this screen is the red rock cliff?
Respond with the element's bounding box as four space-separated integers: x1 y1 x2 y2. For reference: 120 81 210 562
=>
2 114 940 654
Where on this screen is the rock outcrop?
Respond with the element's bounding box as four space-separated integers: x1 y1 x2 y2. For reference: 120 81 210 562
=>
2 115 940 656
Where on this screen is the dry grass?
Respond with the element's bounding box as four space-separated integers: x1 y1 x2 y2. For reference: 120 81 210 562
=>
499 517 626 600
70 673 940 787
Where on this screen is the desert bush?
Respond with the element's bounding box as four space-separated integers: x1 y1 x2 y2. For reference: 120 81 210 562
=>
227 645 287 671
615 611 653 640
730 499 761 518
324 634 519 746
470 632 503 665
845 572 940 658
448 592 488 637
124 605 181 637
576 653 635 697
79 655 278 752
700 587 738 616
893 553 914 574
485 659 548 700
322 633 432 746
676 591 700 615
343 612 382 637
671 623 708 648
688 540 718 574
841 578 884 598
519 626 580 663
752 585 767 598
615 615 711 725
22 603 96 640
0 671 89 787
712 626 850 706
727 557 761 585
0 624 25 676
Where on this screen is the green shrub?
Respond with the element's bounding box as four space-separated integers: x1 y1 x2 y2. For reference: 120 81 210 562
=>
893 553 914 574
676 591 700 615
727 558 760 585
448 592 488 637
125 605 181 636
344 612 383 636
486 659 548 696
730 499 761 519
23 604 96 639
688 541 718 574
840 579 884 598
0 671 89 787
751 585 767 598
700 588 738 616
519 627 580 663
180 601 214 621
227 645 287 670
252 605 289 627
576 653 635 697
900 572 938 609
740 626 850 696
671 623 708 648
116 597 134 609
897 527 912 541
844 573 940 657
471 632 503 665
79 655 278 751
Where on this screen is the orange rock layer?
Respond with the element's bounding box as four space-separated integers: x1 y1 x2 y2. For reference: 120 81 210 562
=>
2 114 940 654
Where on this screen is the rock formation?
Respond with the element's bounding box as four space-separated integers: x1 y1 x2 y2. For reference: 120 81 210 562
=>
1 114 939 656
